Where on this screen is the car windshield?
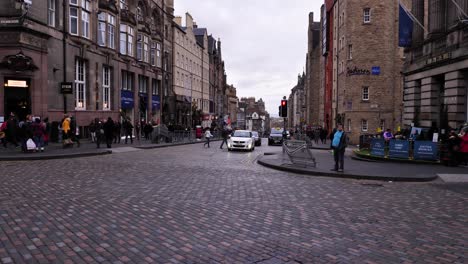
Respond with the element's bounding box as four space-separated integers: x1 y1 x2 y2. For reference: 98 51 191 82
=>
271 129 283 135
251 132 258 137
233 131 251 138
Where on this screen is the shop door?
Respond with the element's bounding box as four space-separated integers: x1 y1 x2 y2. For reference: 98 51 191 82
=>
4 79 31 120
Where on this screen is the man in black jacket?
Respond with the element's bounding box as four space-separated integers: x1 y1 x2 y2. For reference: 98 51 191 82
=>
330 124 348 172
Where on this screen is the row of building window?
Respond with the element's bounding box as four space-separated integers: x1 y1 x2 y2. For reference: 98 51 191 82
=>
48 1 163 66
175 31 202 56
74 60 162 110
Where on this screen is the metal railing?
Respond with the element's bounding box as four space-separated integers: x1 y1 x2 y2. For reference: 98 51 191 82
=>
282 140 316 168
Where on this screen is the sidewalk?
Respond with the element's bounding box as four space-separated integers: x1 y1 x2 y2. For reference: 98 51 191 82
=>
258 149 467 182
0 137 217 161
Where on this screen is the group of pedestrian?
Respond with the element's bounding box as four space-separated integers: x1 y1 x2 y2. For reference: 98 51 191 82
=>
0 113 51 152
305 127 328 145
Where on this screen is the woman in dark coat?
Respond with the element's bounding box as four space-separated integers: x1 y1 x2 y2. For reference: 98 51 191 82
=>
103 117 114 148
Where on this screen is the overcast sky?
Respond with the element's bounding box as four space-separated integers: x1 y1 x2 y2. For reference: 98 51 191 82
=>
174 1 322 116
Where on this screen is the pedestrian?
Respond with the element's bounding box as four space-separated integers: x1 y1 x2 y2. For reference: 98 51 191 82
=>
320 128 327 144
95 120 104 148
144 123 153 141
113 121 121 144
384 129 393 143
0 121 7 148
204 128 213 148
331 124 348 172
446 130 461 166
70 115 80 147
103 117 114 148
43 117 50 146
124 119 134 144
135 122 141 141
220 128 229 149
5 114 19 148
20 115 34 152
459 127 468 166
31 118 45 152
89 120 96 143
62 115 71 141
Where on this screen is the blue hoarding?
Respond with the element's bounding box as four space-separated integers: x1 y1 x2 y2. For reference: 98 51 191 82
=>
413 141 438 161
121 90 134 109
389 140 409 159
370 139 385 157
371 66 381 75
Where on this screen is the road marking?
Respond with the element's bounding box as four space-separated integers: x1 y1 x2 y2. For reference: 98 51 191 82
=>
437 174 468 183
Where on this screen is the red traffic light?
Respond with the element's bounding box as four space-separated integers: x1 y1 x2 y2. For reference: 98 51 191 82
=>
281 100 287 107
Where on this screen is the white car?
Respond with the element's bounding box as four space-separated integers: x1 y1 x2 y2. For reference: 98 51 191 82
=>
228 130 255 151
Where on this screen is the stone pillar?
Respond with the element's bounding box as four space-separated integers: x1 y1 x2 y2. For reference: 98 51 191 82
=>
428 0 446 35
419 77 441 127
412 0 425 45
403 80 422 126
444 71 466 128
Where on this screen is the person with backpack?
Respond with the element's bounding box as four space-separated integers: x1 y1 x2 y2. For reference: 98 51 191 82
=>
331 123 348 172
31 118 46 152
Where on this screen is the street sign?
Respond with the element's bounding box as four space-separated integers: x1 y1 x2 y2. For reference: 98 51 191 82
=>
60 82 73 94
370 139 385 157
388 140 409 159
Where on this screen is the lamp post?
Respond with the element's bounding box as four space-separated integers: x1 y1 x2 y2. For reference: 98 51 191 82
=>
190 73 193 129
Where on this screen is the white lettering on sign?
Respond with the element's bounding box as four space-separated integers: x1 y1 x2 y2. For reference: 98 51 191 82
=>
6 80 28 87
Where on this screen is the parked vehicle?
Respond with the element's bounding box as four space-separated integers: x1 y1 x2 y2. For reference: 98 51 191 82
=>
228 130 255 151
251 131 262 146
268 128 284 146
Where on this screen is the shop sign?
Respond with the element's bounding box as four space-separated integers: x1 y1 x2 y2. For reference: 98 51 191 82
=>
346 67 371 76
152 95 160 111
0 18 21 26
425 52 451 66
413 141 438 161
121 90 134 109
388 140 409 159
60 82 73 94
370 139 385 157
371 66 381 75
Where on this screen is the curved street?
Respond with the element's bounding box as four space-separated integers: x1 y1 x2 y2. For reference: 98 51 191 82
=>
0 141 467 263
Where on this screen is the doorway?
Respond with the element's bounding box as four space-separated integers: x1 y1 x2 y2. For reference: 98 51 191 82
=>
4 78 31 121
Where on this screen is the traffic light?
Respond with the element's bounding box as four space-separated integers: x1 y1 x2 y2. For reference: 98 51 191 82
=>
279 105 282 117
281 100 288 117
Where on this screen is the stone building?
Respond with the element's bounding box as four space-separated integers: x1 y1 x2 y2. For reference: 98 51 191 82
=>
172 13 210 128
208 35 227 119
304 12 321 126
240 97 269 134
287 73 305 130
321 0 409 143
0 0 174 129
225 84 238 127
403 0 468 131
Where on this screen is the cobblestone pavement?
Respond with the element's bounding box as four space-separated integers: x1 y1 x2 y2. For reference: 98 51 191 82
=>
0 139 466 263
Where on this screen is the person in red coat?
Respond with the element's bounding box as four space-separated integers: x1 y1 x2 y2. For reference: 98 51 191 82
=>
460 128 468 166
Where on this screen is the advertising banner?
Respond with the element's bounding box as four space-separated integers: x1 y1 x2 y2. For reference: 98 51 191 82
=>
121 90 134 109
370 139 385 157
413 141 438 161
388 140 409 159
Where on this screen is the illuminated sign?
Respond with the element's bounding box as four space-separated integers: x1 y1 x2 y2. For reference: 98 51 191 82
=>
6 80 28 87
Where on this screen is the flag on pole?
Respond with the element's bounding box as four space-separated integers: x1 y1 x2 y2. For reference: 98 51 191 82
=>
398 2 413 47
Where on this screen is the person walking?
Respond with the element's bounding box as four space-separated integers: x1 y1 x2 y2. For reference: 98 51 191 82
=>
89 120 97 143
95 120 104 148
124 119 134 144
104 117 114 148
219 128 229 149
459 127 468 166
331 124 348 172
5 114 19 148
204 128 213 148
113 121 122 144
135 122 141 141
70 115 80 147
31 118 45 152
447 130 461 166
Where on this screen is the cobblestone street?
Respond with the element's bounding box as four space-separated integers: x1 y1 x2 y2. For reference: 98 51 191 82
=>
0 141 467 263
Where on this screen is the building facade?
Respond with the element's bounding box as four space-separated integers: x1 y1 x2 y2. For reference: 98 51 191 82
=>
208 35 227 120
287 74 305 130
305 12 321 126
403 0 468 131
172 13 210 128
317 0 408 143
0 0 174 129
